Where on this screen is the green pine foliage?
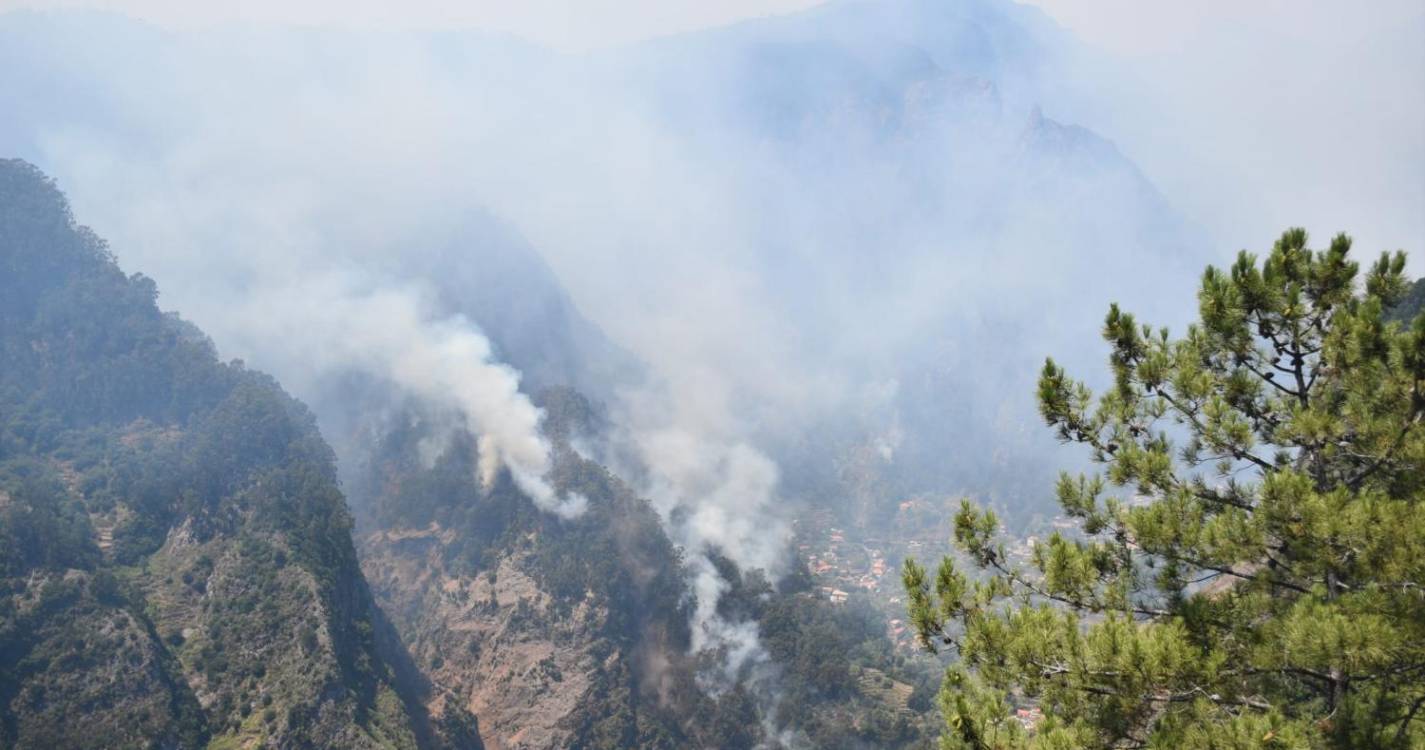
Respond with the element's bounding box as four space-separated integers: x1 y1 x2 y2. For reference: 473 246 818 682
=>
904 229 1425 748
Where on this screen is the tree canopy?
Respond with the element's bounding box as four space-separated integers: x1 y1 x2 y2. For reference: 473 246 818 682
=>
904 229 1425 748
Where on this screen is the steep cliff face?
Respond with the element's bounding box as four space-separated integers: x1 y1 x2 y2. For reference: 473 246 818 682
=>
363 528 629 750
0 159 421 749
348 391 705 749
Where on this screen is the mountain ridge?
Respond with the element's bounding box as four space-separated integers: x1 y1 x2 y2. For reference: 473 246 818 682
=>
0 158 431 749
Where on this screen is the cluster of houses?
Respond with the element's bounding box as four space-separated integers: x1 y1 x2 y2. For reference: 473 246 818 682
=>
793 505 1092 662
797 523 895 606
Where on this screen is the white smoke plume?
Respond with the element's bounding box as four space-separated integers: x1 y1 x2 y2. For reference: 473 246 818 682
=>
633 425 789 681
33 97 590 519
242 275 588 518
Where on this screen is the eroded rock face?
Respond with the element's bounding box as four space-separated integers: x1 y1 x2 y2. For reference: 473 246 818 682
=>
340 387 714 750
362 526 611 750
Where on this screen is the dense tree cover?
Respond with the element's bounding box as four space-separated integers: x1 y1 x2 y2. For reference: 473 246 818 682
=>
716 560 941 748
905 230 1425 748
0 570 210 748
0 159 420 748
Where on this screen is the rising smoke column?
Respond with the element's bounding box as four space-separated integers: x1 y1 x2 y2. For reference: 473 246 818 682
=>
261 275 589 519
614 394 793 696
43 145 586 519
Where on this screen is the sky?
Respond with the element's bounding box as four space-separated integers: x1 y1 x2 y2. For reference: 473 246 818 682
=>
1025 0 1424 57
3 0 1419 54
4 0 1419 262
0 0 824 48
1030 0 1425 267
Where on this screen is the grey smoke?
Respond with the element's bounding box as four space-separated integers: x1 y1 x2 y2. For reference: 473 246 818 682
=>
2 0 1419 715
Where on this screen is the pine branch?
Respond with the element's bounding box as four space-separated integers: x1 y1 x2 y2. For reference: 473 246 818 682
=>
1153 388 1277 473
983 551 1172 619
1344 405 1423 490
1394 694 1425 745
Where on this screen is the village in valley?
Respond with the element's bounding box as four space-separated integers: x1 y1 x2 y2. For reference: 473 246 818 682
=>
795 497 1082 635
791 496 1071 731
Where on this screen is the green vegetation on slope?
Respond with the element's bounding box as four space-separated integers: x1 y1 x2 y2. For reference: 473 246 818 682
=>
0 159 420 749
1388 277 1425 323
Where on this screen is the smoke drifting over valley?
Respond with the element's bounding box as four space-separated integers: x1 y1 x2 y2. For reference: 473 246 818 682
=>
2 0 1420 730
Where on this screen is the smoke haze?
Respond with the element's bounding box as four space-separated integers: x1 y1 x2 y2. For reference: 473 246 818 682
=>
2 0 1419 706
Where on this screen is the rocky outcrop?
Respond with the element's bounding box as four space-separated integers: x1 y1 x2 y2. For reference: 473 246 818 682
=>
363 526 612 750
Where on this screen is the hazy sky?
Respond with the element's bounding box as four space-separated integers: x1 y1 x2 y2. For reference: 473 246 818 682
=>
3 0 1421 270
0 0 824 48
7 0 1419 260
2 0 1418 54
1026 0 1424 56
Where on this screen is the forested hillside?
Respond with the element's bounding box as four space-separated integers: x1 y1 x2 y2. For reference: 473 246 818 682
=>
0 158 425 749
0 158 941 749
1390 277 1425 322
350 387 942 749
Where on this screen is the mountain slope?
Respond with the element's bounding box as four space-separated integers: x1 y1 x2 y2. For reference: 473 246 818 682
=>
348 387 941 749
0 158 426 749
1389 277 1425 322
350 389 711 749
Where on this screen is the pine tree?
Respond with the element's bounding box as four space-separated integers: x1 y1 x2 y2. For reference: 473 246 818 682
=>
903 229 1425 748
